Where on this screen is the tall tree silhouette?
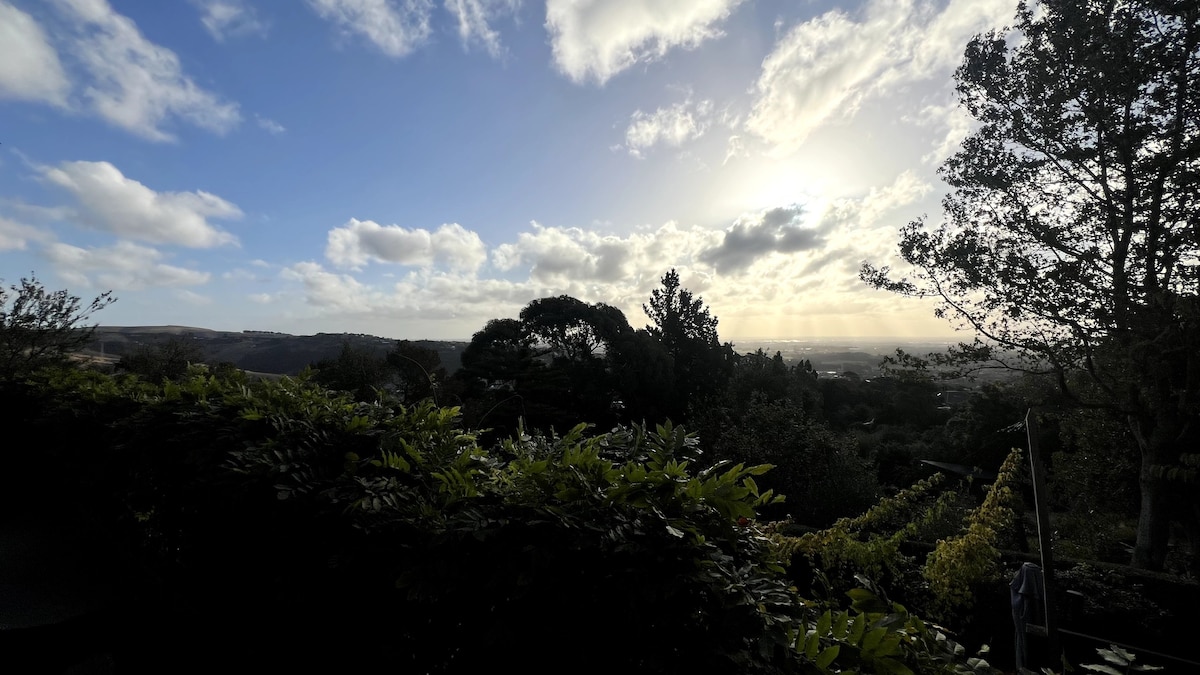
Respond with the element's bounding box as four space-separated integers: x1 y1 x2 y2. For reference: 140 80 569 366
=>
863 0 1200 570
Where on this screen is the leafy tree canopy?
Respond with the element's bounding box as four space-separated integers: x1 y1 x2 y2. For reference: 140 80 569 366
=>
520 295 631 362
0 275 114 380
862 0 1200 569
643 269 719 352
644 269 734 419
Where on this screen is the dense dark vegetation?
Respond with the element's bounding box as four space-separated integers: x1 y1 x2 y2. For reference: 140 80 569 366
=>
3 0 1198 672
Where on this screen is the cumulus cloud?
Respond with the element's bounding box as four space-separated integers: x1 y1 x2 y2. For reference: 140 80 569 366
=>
0 2 71 106
446 0 519 57
695 169 929 275
624 98 713 157
44 241 211 290
286 220 726 326
280 170 938 336
0 215 51 251
41 160 241 248
282 261 376 312
492 220 721 287
546 0 744 84
699 205 824 273
307 0 433 57
325 219 487 271
193 0 267 41
746 0 1013 155
283 262 538 323
50 0 242 141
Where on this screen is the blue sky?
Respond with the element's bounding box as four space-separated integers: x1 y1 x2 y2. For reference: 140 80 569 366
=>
1 0 1019 340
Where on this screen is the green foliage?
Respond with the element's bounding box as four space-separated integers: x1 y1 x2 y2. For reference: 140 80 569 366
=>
1054 563 1168 638
778 473 958 585
117 336 206 383
310 339 390 401
799 583 999 675
712 396 880 527
2 366 1010 672
772 447 1026 625
454 299 636 437
923 447 1024 617
385 339 446 403
312 338 445 404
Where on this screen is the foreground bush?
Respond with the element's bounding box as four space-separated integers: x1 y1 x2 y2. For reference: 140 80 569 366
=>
1 367 996 673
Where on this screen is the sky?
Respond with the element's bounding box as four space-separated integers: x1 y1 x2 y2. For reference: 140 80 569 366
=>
0 0 1021 341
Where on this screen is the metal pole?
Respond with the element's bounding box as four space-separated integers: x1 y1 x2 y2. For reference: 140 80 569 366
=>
1025 408 1059 665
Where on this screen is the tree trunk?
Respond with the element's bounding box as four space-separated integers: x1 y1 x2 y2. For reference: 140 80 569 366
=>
1132 454 1171 570
1130 409 1182 570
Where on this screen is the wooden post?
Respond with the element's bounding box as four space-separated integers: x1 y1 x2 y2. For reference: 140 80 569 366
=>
1025 408 1059 666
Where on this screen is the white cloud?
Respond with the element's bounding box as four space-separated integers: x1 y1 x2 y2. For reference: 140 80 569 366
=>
283 221 725 327
307 0 433 57
256 114 286 134
325 219 487 271
222 268 256 281
446 0 519 57
0 2 71 106
907 0 1019 77
277 178 944 338
51 0 242 141
44 241 211 290
193 0 267 41
283 262 534 322
855 169 931 222
905 98 973 164
545 0 744 84
177 289 214 305
624 98 713 157
41 160 241 248
811 169 931 263
0 215 51 251
282 261 376 312
746 0 1013 156
492 220 721 287
248 292 274 304
0 199 77 223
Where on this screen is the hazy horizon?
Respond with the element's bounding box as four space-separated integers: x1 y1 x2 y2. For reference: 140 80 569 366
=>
94 323 964 352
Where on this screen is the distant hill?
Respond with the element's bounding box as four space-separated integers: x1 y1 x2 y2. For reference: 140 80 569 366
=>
83 327 466 376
